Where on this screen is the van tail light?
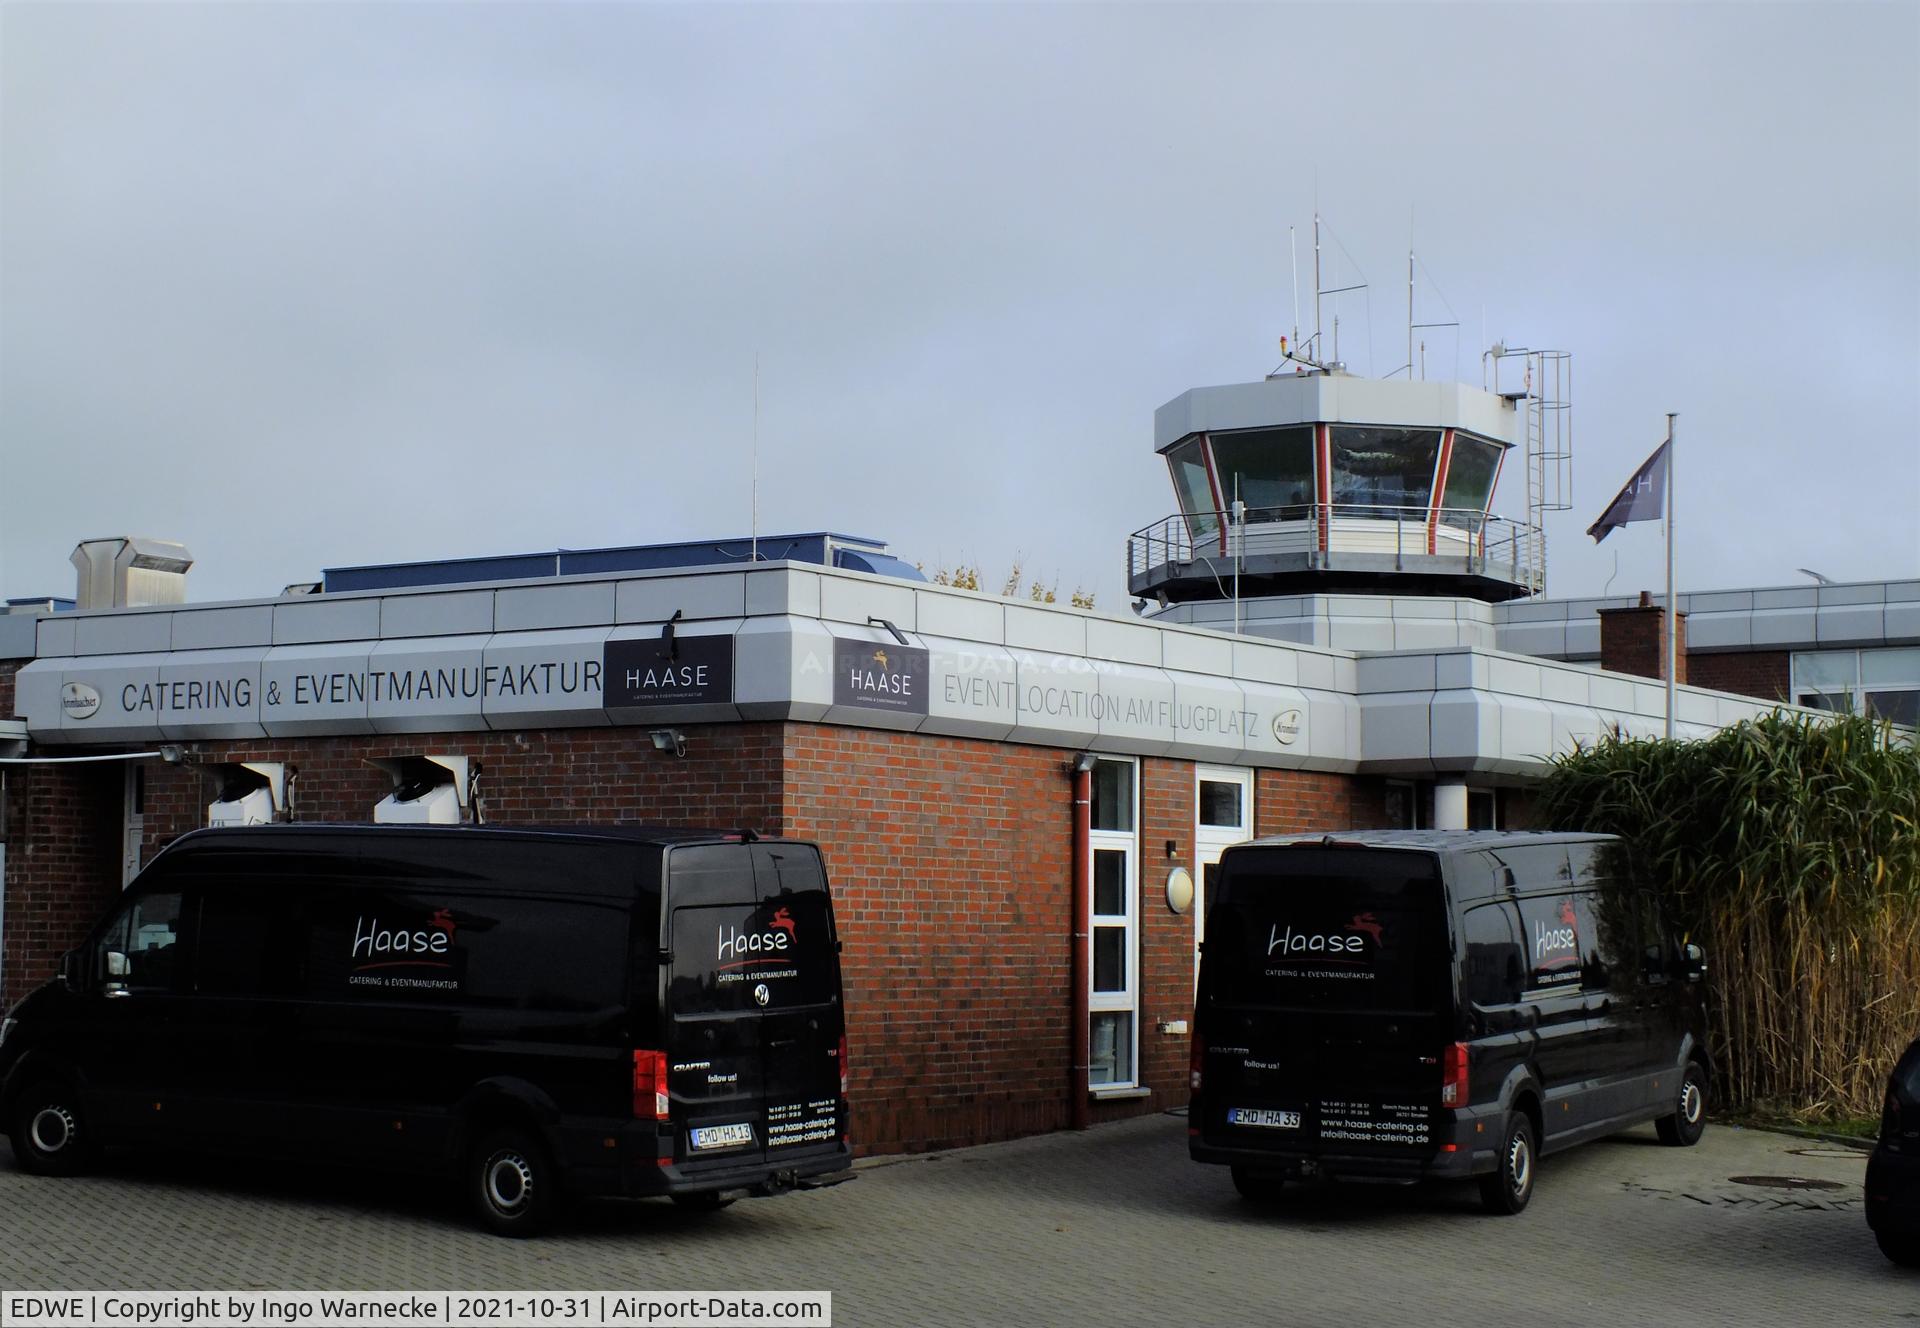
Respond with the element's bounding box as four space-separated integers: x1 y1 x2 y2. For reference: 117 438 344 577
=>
1189 1033 1205 1094
1440 1042 1469 1108
633 1050 669 1121
838 1034 850 1097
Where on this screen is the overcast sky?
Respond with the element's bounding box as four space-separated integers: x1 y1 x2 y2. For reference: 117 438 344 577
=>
3 2 1915 614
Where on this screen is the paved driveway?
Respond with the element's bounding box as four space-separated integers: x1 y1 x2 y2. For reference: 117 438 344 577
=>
0 1114 1910 1326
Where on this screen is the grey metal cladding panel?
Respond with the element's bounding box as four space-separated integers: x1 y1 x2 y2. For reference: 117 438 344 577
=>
1538 666 1591 706
1005 605 1087 656
1815 583 1887 606
1085 618 1162 667
169 605 273 650
55 654 165 744
735 616 829 723
1356 653 1436 694
1295 651 1342 691
0 614 38 660
75 611 173 656
1387 597 1458 620
1886 601 1920 643
1684 590 1756 614
1816 604 1888 646
818 574 917 630
1360 693 1433 769
273 596 383 645
157 649 267 740
1563 619 1602 658
1887 581 1920 604
1232 640 1300 686
1394 620 1476 652
743 568 821 619
1092 660 1174 756
482 627 613 728
1324 619 1398 653
35 616 77 658
1686 614 1752 650
365 634 493 734
1165 670 1255 762
381 590 496 639
1747 607 1818 647
923 634 1018 741
1433 653 1487 691
617 573 747 625
1161 629 1233 676
1753 587 1818 610
493 580 617 632
261 641 375 736
1496 600 1569 624
1009 647 1100 748
1494 622 1569 659
915 589 1006 643
14 663 63 735
1430 692 1499 767
1487 656 1544 696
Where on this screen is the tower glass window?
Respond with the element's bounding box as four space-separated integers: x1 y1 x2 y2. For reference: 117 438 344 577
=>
1329 427 1443 513
1165 438 1219 541
1207 426 1317 519
1441 435 1504 517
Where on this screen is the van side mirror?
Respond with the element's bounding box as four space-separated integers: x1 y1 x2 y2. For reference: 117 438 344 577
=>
57 949 78 990
1682 942 1707 983
1643 944 1669 985
105 951 130 979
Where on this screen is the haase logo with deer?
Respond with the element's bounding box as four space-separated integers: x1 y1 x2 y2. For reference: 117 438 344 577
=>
1532 898 1581 982
718 907 798 967
1267 911 1386 963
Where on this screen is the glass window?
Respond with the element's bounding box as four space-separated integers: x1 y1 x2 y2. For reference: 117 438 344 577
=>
98 890 183 992
1440 436 1503 518
1463 902 1523 1007
1093 849 1126 915
1793 651 1859 691
1093 928 1126 992
1329 427 1441 512
1868 690 1919 727
1165 438 1218 541
1468 789 1498 830
1861 648 1920 687
1516 894 1584 994
1198 780 1245 830
1207 426 1316 519
1089 1012 1134 1085
1091 759 1134 832
194 885 306 997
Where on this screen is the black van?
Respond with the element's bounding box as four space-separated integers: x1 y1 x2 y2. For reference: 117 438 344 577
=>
1189 830 1709 1215
1867 1032 1920 1267
0 824 851 1235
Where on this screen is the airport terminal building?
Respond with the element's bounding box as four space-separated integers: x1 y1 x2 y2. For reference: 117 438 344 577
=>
2 366 1914 1154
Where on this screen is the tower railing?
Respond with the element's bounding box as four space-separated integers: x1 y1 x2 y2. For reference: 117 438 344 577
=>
1127 505 1542 589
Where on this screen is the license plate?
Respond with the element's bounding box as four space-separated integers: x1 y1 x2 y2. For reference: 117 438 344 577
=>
690 1122 755 1151
1227 1107 1301 1129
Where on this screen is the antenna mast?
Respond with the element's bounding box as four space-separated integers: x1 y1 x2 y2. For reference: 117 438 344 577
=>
751 354 760 562
1289 226 1300 349
1313 211 1322 358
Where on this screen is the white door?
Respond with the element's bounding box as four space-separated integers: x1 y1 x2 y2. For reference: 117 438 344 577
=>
121 764 145 887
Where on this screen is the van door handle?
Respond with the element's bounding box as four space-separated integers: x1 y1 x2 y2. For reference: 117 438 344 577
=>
768 1037 798 1048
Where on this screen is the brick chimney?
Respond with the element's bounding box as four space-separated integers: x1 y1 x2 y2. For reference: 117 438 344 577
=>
1598 591 1687 683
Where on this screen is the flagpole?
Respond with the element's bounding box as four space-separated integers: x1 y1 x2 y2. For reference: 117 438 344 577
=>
1665 412 1677 741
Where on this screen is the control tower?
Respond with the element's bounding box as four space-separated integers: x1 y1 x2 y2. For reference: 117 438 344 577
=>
1128 348 1570 606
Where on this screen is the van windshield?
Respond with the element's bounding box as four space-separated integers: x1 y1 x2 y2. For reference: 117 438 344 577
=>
1207 847 1448 1014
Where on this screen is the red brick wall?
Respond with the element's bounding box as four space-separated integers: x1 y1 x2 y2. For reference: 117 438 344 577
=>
1688 650 1792 703
0 660 17 719
2 761 124 1008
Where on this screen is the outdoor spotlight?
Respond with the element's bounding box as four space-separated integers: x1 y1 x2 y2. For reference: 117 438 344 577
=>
649 728 687 758
1069 752 1097 775
157 744 187 764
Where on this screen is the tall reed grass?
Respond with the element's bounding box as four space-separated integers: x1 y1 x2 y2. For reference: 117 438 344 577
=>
1532 712 1920 1118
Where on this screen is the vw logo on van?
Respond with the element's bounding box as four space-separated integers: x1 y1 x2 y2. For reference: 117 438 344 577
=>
753 984 771 1007
61 682 102 720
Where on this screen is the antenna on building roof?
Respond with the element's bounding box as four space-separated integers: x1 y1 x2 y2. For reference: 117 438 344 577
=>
751 353 760 563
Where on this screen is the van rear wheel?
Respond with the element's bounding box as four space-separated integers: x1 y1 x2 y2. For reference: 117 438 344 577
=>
1230 1165 1285 1202
8 1079 96 1178
1478 1113 1535 1216
468 1127 560 1237
1655 1063 1708 1147
1875 1226 1920 1268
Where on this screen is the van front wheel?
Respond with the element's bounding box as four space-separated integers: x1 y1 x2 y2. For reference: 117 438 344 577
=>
1655 1064 1708 1147
468 1128 559 1237
1478 1113 1535 1216
8 1080 96 1178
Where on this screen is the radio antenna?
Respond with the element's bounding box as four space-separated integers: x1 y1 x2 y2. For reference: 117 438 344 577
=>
751 353 760 562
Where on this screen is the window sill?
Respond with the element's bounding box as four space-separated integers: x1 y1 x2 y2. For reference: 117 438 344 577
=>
1088 1085 1152 1101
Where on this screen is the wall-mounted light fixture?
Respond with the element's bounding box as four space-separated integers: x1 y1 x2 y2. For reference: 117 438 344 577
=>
650 728 688 758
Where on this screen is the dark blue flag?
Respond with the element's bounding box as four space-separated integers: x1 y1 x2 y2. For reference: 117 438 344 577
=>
1587 442 1669 542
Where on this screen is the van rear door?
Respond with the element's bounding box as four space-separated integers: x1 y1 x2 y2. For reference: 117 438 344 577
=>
749 842 845 1160
1199 846 1453 1159
664 842 845 1171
